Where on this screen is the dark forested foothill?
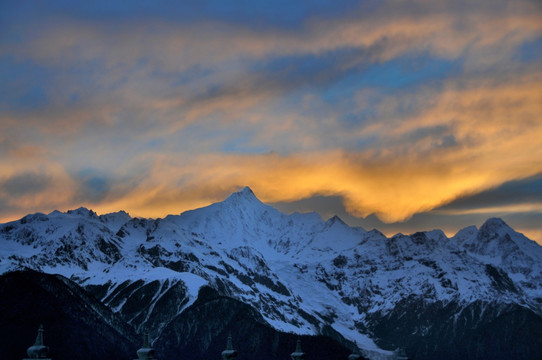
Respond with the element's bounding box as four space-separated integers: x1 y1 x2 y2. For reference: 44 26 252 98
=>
0 270 138 360
0 271 364 360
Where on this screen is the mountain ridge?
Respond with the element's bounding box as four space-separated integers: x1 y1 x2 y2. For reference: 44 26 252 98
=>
1 187 541 360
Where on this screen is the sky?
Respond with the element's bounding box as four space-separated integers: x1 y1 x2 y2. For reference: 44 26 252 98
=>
1 0 542 242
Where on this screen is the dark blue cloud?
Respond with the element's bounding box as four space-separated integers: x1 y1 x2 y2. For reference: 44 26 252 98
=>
0 57 53 112
439 173 542 211
0 172 51 217
73 169 112 203
402 125 459 149
0 172 51 196
249 48 460 97
354 55 458 89
518 36 542 63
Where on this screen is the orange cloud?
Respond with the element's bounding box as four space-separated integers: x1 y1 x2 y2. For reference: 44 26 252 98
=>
83 68 540 223
1 0 541 232
2 67 541 225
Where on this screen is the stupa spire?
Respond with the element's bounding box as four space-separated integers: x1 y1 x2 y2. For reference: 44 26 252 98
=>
290 339 306 360
143 331 150 348
135 331 157 360
226 333 233 350
35 325 44 346
221 333 238 360
23 324 51 360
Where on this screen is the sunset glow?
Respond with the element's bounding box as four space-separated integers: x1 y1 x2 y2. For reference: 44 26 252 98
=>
1 0 541 242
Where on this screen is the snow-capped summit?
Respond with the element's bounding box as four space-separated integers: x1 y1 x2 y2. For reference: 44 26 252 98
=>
451 225 478 244
450 217 542 287
478 217 512 239
18 212 49 224
66 207 99 218
218 186 277 221
224 186 261 204
99 210 133 232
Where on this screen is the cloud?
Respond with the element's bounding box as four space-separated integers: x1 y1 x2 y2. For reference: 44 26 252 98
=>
1 63 541 224
0 172 51 197
0 168 76 219
2 0 540 148
436 173 542 213
72 169 112 203
0 0 541 239
108 64 541 223
3 0 540 109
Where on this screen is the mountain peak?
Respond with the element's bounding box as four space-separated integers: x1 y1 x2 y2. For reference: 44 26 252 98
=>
66 207 98 218
326 215 347 226
224 186 262 205
238 186 255 197
479 217 511 237
482 217 508 227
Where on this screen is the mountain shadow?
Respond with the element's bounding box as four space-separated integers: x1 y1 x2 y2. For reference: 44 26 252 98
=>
0 270 138 360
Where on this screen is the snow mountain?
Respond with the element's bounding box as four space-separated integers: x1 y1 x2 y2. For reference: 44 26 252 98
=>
1 187 541 360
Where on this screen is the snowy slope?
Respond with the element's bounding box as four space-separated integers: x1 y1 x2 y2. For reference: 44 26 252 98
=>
1 187 541 359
